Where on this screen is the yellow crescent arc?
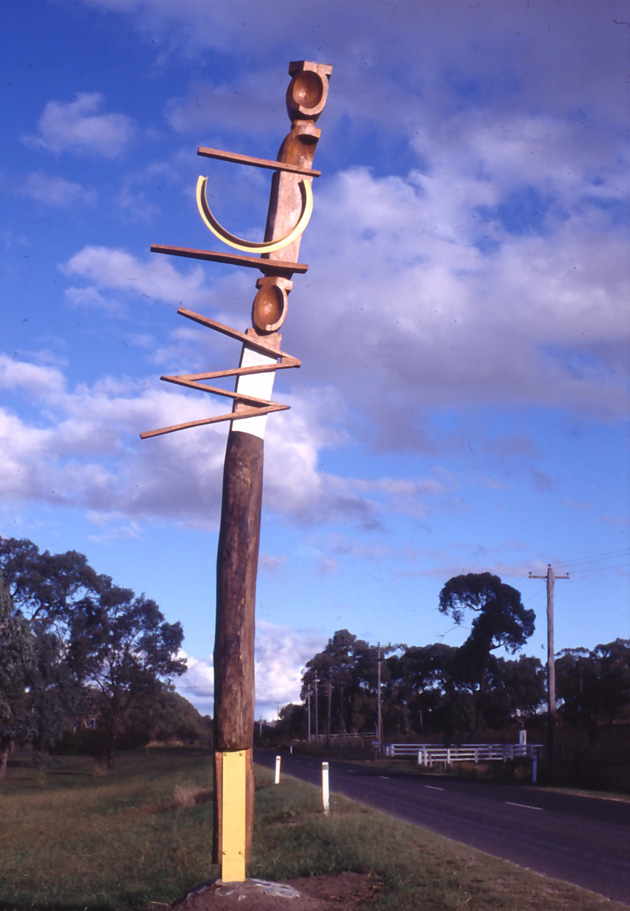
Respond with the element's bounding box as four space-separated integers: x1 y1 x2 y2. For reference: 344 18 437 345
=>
196 175 313 254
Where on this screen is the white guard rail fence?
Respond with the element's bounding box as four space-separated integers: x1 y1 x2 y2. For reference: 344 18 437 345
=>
385 743 544 765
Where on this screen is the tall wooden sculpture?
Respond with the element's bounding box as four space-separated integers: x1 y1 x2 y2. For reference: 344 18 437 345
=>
142 61 332 882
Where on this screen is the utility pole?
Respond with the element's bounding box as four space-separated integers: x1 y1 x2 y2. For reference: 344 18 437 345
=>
528 564 569 770
142 61 333 882
376 643 383 748
327 669 332 746
314 673 319 739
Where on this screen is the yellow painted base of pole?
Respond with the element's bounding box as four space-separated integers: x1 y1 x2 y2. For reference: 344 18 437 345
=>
221 750 247 882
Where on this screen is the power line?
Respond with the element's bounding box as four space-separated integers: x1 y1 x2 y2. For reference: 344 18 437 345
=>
552 548 630 570
567 563 630 576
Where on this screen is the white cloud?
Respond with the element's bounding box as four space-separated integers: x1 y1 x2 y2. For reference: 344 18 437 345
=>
71 0 629 131
22 171 97 207
0 349 467 533
175 620 326 719
64 286 124 315
255 619 327 716
293 165 629 438
0 355 67 399
61 246 211 308
24 93 136 158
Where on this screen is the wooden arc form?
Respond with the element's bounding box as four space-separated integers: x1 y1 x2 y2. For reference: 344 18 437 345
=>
196 175 313 253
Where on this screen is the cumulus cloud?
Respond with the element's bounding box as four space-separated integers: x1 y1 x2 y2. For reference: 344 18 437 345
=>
61 246 212 308
72 0 629 135
24 93 136 158
175 620 326 718
1 352 460 531
22 171 97 207
291 165 629 439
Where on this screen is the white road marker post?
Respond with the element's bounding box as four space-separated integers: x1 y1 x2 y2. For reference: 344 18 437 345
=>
274 755 281 785
322 761 330 815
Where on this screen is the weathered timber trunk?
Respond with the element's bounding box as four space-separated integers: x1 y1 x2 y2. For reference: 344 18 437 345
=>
0 744 10 781
212 429 263 863
214 430 263 748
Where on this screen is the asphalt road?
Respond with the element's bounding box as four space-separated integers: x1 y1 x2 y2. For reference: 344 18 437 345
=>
254 750 630 905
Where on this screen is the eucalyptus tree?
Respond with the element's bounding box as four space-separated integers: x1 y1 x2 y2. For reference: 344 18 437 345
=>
439 572 535 730
557 640 630 730
387 643 458 735
302 630 372 736
1 536 186 765
0 577 33 779
68 586 186 767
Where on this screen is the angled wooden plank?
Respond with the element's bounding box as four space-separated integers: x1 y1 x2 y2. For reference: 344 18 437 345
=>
150 244 309 275
177 308 299 362
160 375 280 406
161 358 301 386
139 403 289 439
197 146 321 177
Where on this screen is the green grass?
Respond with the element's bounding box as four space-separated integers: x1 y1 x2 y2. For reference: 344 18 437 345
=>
0 748 218 910
0 748 628 911
251 771 629 911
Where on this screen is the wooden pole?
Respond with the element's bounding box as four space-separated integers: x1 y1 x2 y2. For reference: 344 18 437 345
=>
314 673 319 738
528 564 569 772
377 643 383 746
213 61 332 880
546 565 557 762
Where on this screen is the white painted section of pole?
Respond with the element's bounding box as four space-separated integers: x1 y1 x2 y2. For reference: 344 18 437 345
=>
233 344 278 439
322 761 330 815
274 754 281 784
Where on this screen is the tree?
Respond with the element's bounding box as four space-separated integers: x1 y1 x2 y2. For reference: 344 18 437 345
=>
275 703 308 741
70 587 186 767
1 536 188 765
594 639 630 725
556 647 598 729
387 643 458 736
439 572 535 730
302 630 372 737
557 640 630 731
0 537 101 630
27 629 85 761
0 576 34 779
125 688 211 746
481 655 546 729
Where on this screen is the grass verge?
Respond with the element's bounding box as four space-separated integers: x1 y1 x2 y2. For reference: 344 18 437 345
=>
0 749 627 911
0 748 218 910
251 769 629 911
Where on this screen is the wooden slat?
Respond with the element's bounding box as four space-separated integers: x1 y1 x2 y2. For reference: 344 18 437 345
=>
150 244 308 275
197 146 321 177
161 359 300 385
177 308 300 363
139 403 290 439
160 375 279 405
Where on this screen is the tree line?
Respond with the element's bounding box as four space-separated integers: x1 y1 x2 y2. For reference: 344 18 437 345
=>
275 573 630 743
0 537 208 778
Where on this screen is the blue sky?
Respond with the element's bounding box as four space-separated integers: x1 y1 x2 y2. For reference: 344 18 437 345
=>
2 0 629 719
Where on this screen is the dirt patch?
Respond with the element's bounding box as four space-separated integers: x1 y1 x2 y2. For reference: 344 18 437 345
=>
167 872 381 911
